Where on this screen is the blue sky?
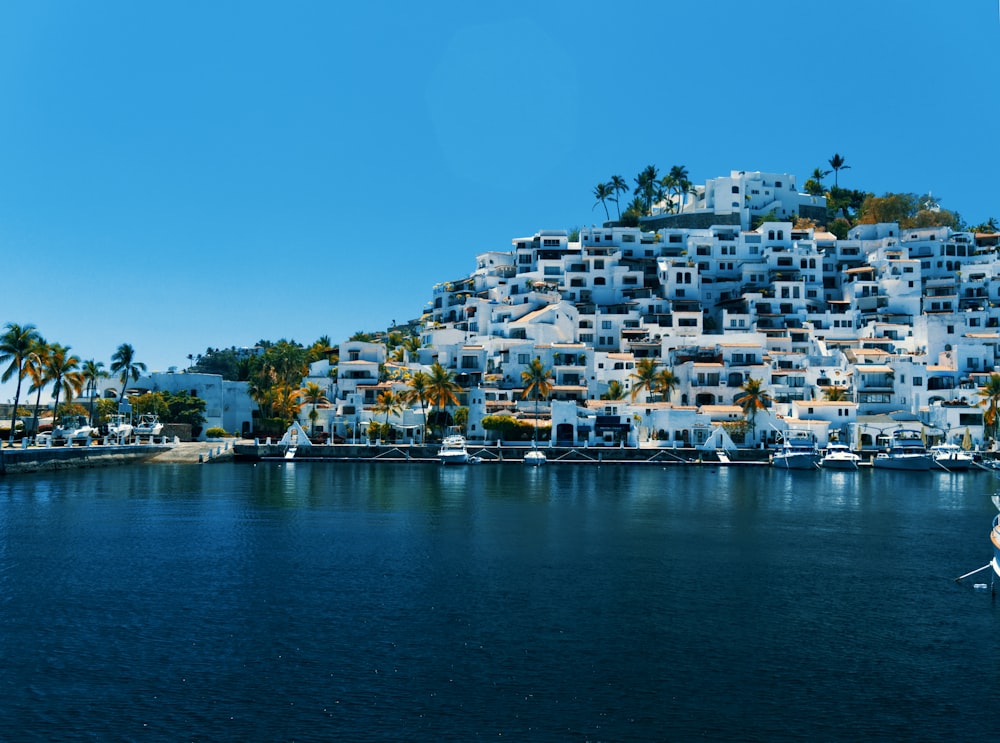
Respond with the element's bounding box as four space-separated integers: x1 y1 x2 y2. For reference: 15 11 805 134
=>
2 1 999 402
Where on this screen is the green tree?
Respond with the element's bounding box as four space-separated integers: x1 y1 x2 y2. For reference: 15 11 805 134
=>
300 381 330 437
81 359 108 427
634 164 659 214
823 387 849 402
426 361 460 438
0 322 41 442
593 182 614 221
609 175 628 219
45 344 84 423
602 380 627 400
656 367 679 402
629 358 659 401
404 370 431 441
24 339 50 434
110 343 147 400
828 153 850 187
521 357 553 443
373 389 403 433
735 377 771 436
978 373 1000 439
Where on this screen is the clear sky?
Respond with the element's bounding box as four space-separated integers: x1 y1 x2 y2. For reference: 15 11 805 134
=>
2 1 999 403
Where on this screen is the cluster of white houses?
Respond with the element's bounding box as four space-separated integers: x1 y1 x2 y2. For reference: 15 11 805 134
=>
119 170 1000 451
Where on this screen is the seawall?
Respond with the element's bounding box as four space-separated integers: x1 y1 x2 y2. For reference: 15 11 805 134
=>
234 442 771 465
0 443 171 475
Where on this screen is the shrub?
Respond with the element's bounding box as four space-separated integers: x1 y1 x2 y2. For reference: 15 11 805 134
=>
205 427 231 438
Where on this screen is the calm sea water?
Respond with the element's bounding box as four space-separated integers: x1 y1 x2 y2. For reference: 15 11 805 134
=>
1 461 999 742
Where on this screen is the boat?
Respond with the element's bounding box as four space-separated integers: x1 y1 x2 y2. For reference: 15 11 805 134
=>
929 443 974 471
524 447 546 466
106 413 133 444
872 429 931 471
438 434 470 465
820 443 860 470
133 413 164 438
51 414 95 446
772 429 820 469
992 496 1000 586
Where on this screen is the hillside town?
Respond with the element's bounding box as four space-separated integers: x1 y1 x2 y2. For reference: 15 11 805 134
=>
6 168 1000 455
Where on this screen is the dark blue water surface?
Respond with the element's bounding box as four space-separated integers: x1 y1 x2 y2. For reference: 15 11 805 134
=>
2 462 999 742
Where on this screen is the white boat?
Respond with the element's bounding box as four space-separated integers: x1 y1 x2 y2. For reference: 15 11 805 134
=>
438 435 470 465
106 413 133 444
524 447 546 466
772 429 820 470
133 413 164 437
872 429 931 471
991 496 1000 586
51 415 94 446
820 443 860 470
930 443 974 471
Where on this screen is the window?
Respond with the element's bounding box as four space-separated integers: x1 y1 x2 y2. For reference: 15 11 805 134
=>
518 354 529 364
602 320 612 329
731 186 739 194
913 377 923 386
461 356 477 369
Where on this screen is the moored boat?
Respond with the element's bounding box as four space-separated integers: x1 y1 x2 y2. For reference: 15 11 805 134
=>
772 429 820 470
106 413 133 444
524 447 546 466
134 413 164 437
930 443 974 471
872 429 931 471
820 443 860 470
992 496 1000 585
438 434 470 465
51 414 95 446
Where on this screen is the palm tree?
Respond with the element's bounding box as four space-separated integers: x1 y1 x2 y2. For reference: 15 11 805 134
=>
593 182 614 221
110 343 147 401
602 380 627 400
404 370 431 442
45 344 84 422
521 357 553 443
271 384 303 426
630 358 660 401
736 377 771 437
373 389 403 440
634 164 659 214
823 387 848 402
828 153 850 188
426 361 460 438
24 339 50 436
81 359 108 427
809 167 831 194
977 373 1000 439
609 175 628 219
656 367 679 402
667 165 691 212
0 322 41 442
300 381 329 437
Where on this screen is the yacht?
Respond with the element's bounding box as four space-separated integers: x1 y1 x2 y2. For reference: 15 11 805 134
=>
438 434 470 465
820 443 861 470
872 429 931 471
930 443 975 471
772 430 820 470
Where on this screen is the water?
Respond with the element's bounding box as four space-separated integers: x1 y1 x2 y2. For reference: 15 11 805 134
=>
1 462 999 741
